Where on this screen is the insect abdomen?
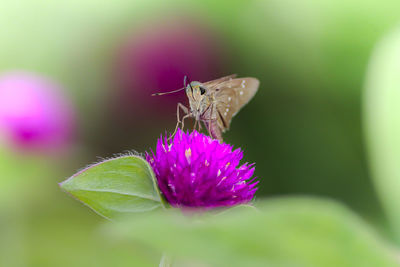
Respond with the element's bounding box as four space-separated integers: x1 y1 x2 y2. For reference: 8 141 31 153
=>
206 120 223 142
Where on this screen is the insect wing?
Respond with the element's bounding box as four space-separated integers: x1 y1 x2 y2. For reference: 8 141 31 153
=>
202 74 237 88
214 78 259 131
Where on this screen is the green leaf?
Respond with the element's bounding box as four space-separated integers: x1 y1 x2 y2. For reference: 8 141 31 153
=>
102 197 398 267
60 155 165 219
364 26 400 240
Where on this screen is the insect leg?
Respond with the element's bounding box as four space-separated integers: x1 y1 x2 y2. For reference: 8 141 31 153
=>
180 113 191 131
169 103 190 140
192 119 202 131
178 103 189 123
204 121 212 136
193 119 197 131
208 103 214 137
201 104 223 141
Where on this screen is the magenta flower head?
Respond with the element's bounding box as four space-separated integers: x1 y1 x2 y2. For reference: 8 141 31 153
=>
113 18 226 118
146 129 258 209
0 71 76 152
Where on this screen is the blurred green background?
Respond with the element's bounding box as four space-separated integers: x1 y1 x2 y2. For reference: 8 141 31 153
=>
1 0 400 266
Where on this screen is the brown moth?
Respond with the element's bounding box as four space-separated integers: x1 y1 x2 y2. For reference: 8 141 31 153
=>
153 74 259 141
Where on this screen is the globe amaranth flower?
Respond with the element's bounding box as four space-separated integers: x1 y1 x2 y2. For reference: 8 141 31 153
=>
146 129 258 209
0 71 76 152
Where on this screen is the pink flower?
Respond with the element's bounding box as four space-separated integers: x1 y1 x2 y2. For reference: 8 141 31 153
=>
113 18 226 118
146 129 258 209
0 71 76 152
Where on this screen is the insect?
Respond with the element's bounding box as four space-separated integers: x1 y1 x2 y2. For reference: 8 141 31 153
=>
153 74 259 141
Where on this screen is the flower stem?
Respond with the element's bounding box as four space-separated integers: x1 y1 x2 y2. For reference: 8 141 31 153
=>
159 253 172 267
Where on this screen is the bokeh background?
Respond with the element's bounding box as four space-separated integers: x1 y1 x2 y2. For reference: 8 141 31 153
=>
1 0 400 266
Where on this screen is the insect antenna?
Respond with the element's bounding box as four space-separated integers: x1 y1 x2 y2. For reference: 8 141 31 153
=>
151 87 186 96
183 75 187 87
186 75 194 94
152 75 192 96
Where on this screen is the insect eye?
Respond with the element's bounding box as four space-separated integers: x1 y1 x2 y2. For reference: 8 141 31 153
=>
199 86 206 95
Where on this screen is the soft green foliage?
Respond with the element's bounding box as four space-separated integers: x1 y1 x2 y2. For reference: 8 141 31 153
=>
364 26 400 241
60 155 164 219
102 198 398 267
0 201 159 267
1 0 400 265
